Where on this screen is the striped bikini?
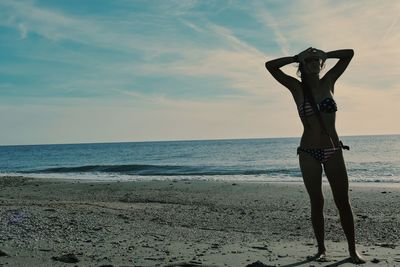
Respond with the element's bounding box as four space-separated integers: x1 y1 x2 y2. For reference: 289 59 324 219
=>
297 96 348 163
297 146 342 163
298 97 337 118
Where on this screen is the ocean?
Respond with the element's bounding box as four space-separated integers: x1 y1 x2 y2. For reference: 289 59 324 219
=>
0 135 399 183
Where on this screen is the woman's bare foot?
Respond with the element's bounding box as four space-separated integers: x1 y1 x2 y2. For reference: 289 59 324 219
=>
315 252 328 262
350 251 366 264
307 251 328 262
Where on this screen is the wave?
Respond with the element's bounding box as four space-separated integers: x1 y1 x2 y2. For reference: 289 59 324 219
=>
21 164 300 177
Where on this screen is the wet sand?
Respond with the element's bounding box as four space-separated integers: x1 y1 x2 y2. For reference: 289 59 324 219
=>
0 176 399 266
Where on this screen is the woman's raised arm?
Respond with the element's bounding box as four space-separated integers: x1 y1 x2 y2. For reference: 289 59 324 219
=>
323 49 354 84
265 56 301 92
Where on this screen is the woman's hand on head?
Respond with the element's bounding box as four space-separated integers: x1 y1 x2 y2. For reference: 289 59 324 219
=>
315 48 327 62
297 47 326 64
297 47 312 63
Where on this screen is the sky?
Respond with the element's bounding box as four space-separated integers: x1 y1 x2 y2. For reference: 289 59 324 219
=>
0 0 399 145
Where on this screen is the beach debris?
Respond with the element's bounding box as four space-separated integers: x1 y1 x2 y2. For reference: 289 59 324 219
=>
164 262 205 267
0 249 9 257
250 245 272 252
43 208 56 212
371 258 380 263
165 263 193 267
144 256 165 261
51 253 80 263
375 243 397 249
8 211 27 224
307 254 329 262
117 213 129 220
356 213 369 219
210 243 220 249
39 248 53 252
245 260 275 267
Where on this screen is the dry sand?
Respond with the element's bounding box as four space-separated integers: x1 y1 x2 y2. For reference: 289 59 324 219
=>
0 176 399 266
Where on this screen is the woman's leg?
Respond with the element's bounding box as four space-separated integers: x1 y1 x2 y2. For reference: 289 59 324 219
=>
299 151 326 255
323 150 365 263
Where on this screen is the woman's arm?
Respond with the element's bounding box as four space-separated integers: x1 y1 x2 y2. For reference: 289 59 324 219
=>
265 56 301 91
323 49 354 83
326 49 354 59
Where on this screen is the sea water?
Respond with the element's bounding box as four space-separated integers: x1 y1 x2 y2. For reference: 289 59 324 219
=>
0 135 399 183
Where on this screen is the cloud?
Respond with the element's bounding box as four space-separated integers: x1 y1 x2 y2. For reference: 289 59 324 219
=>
180 19 205 33
18 22 27 39
252 4 291 55
0 0 180 56
1 0 79 41
155 0 198 16
0 0 282 100
336 82 400 136
135 21 282 99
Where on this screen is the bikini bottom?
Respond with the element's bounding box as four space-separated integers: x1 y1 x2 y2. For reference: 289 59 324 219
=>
297 147 341 163
297 141 349 163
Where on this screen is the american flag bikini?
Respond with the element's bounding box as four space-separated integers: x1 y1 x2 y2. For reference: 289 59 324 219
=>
298 97 337 118
297 96 349 163
297 146 341 163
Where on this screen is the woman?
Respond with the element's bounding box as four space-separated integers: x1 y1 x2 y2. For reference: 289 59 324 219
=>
265 47 365 264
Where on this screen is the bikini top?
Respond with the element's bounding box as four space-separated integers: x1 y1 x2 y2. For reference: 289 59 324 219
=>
298 97 337 118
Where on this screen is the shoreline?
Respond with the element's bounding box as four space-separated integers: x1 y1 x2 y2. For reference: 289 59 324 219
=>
2 174 400 188
1 176 399 266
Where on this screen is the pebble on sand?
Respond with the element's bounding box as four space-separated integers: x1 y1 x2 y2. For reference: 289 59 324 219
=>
246 260 275 267
371 258 380 263
51 253 79 263
0 249 9 257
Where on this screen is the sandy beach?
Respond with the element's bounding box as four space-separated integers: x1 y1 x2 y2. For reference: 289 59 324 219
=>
0 176 399 266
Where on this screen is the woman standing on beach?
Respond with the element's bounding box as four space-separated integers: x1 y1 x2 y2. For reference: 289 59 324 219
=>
265 47 365 264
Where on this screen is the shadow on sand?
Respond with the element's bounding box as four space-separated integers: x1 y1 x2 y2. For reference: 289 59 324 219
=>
276 257 352 267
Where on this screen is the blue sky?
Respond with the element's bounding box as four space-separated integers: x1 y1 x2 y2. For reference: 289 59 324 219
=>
1 0 400 145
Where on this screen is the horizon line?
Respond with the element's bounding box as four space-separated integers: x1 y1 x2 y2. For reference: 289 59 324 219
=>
1 133 399 147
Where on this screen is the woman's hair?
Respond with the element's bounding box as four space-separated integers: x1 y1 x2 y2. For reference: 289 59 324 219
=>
296 63 305 79
296 60 325 79
296 60 325 115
